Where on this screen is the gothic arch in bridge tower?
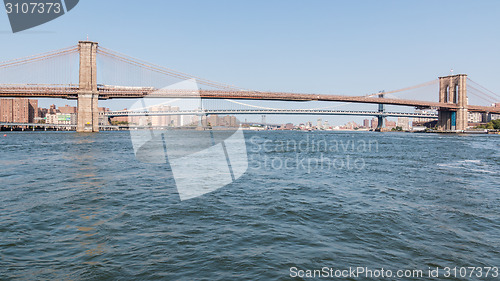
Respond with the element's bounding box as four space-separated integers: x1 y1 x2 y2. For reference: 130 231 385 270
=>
437 74 468 131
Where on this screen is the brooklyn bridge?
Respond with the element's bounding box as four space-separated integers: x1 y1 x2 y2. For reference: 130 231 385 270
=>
1 41 499 132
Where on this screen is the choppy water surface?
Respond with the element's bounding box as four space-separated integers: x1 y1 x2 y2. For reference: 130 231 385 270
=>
0 131 499 280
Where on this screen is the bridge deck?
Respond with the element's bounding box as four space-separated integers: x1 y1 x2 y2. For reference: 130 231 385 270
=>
103 109 439 119
0 85 499 113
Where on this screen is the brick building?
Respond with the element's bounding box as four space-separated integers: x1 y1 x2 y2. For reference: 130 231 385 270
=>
0 99 13 122
363 119 370 128
0 98 38 123
59 105 77 114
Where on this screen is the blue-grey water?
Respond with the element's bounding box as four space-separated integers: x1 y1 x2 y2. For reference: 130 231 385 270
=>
0 131 499 280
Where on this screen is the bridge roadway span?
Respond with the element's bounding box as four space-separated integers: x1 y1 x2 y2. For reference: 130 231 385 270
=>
1 84 499 114
103 109 438 119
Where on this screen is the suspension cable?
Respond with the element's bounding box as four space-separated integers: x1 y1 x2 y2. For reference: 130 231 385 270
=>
366 79 439 97
98 50 239 90
467 85 497 101
467 86 497 104
467 78 500 99
0 46 78 69
98 47 245 91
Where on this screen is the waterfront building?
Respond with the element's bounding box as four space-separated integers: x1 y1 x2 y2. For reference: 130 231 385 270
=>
28 100 38 121
0 98 38 123
46 113 77 125
385 119 397 130
59 105 77 114
487 113 500 121
38 108 48 119
363 119 370 128
12 98 28 123
413 109 436 125
317 118 323 129
397 117 410 131
48 104 58 115
220 115 238 127
0 99 14 122
468 112 484 123
45 114 57 124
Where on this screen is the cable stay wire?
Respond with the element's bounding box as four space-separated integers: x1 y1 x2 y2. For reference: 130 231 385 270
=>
0 45 77 65
467 87 497 104
468 92 495 104
97 47 245 91
467 78 500 99
0 46 78 69
365 79 439 98
467 85 497 102
98 50 238 91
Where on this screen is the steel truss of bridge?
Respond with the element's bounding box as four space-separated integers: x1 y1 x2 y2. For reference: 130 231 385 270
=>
102 109 438 119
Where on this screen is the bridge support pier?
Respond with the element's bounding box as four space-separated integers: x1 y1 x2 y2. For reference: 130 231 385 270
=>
376 115 384 131
77 92 99 132
437 74 468 131
77 41 99 133
375 92 385 131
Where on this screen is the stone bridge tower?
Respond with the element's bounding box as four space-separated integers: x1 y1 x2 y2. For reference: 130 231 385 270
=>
437 74 468 131
77 41 99 132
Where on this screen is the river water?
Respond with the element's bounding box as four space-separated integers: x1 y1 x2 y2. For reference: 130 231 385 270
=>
0 131 499 280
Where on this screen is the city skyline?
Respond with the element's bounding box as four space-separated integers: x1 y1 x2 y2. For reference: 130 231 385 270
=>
0 98 400 129
2 98 498 131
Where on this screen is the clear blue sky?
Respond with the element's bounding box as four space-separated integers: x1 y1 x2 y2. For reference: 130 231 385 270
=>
1 0 499 125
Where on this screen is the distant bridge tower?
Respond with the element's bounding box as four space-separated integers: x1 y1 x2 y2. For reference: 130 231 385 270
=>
77 41 99 132
375 91 385 131
437 74 468 131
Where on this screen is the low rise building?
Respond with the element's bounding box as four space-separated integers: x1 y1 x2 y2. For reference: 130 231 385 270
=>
46 113 77 125
397 117 411 131
468 112 485 123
